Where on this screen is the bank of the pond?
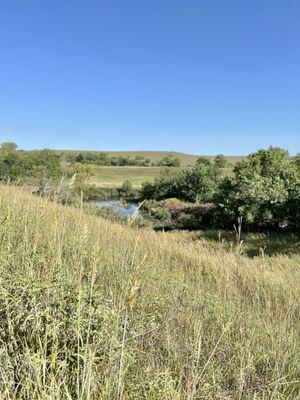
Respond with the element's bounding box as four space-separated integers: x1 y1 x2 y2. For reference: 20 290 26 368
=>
95 199 144 220
94 197 216 232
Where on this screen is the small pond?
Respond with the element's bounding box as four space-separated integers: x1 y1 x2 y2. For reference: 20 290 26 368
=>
96 199 144 220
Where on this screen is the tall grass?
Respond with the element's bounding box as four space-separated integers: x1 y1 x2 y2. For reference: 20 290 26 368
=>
0 185 299 399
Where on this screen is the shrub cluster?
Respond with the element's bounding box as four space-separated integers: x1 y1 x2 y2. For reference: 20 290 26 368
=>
143 199 215 230
141 158 220 203
142 147 300 231
0 142 61 183
214 147 300 230
66 152 181 167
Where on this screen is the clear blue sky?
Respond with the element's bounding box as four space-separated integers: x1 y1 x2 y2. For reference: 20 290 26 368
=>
0 0 299 155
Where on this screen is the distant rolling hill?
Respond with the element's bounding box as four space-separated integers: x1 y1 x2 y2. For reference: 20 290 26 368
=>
54 150 244 188
55 150 243 168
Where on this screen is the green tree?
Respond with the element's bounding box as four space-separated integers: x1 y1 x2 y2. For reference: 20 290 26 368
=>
71 163 93 184
0 151 22 181
295 153 300 168
0 145 61 182
180 162 220 202
1 142 18 152
214 147 300 230
159 156 181 167
196 157 211 167
142 163 219 203
214 154 227 168
141 169 181 200
119 180 135 197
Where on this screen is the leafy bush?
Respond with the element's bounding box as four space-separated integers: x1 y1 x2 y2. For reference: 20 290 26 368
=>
196 157 211 166
143 199 214 230
214 154 227 168
68 152 177 167
142 147 299 231
179 162 220 202
0 143 61 183
141 169 182 200
159 155 181 167
141 163 219 203
119 180 135 198
295 153 300 169
153 207 172 221
214 147 300 230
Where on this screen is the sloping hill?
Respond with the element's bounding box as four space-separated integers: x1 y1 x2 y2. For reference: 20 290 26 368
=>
0 185 299 398
103 151 242 167
56 149 243 167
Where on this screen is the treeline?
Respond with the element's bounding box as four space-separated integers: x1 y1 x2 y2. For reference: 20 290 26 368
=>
0 142 61 183
142 147 300 231
66 152 182 167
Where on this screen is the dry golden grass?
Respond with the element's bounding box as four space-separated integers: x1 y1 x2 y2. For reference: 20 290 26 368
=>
0 184 299 399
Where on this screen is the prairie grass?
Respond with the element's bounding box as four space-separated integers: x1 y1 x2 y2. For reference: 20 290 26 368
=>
60 151 242 188
84 164 234 189
88 166 179 188
0 185 299 399
188 230 300 258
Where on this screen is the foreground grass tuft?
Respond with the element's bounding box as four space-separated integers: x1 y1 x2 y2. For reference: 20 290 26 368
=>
0 185 299 399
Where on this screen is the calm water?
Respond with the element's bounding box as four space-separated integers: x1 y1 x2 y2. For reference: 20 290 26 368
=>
96 199 143 220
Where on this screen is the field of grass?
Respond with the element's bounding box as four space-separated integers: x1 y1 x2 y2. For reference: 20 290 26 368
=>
58 150 242 188
0 184 299 399
88 164 235 188
183 230 300 258
88 166 182 188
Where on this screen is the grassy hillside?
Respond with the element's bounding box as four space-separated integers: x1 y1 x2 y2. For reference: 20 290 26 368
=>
57 149 243 167
102 151 201 167
103 152 242 168
0 185 299 399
